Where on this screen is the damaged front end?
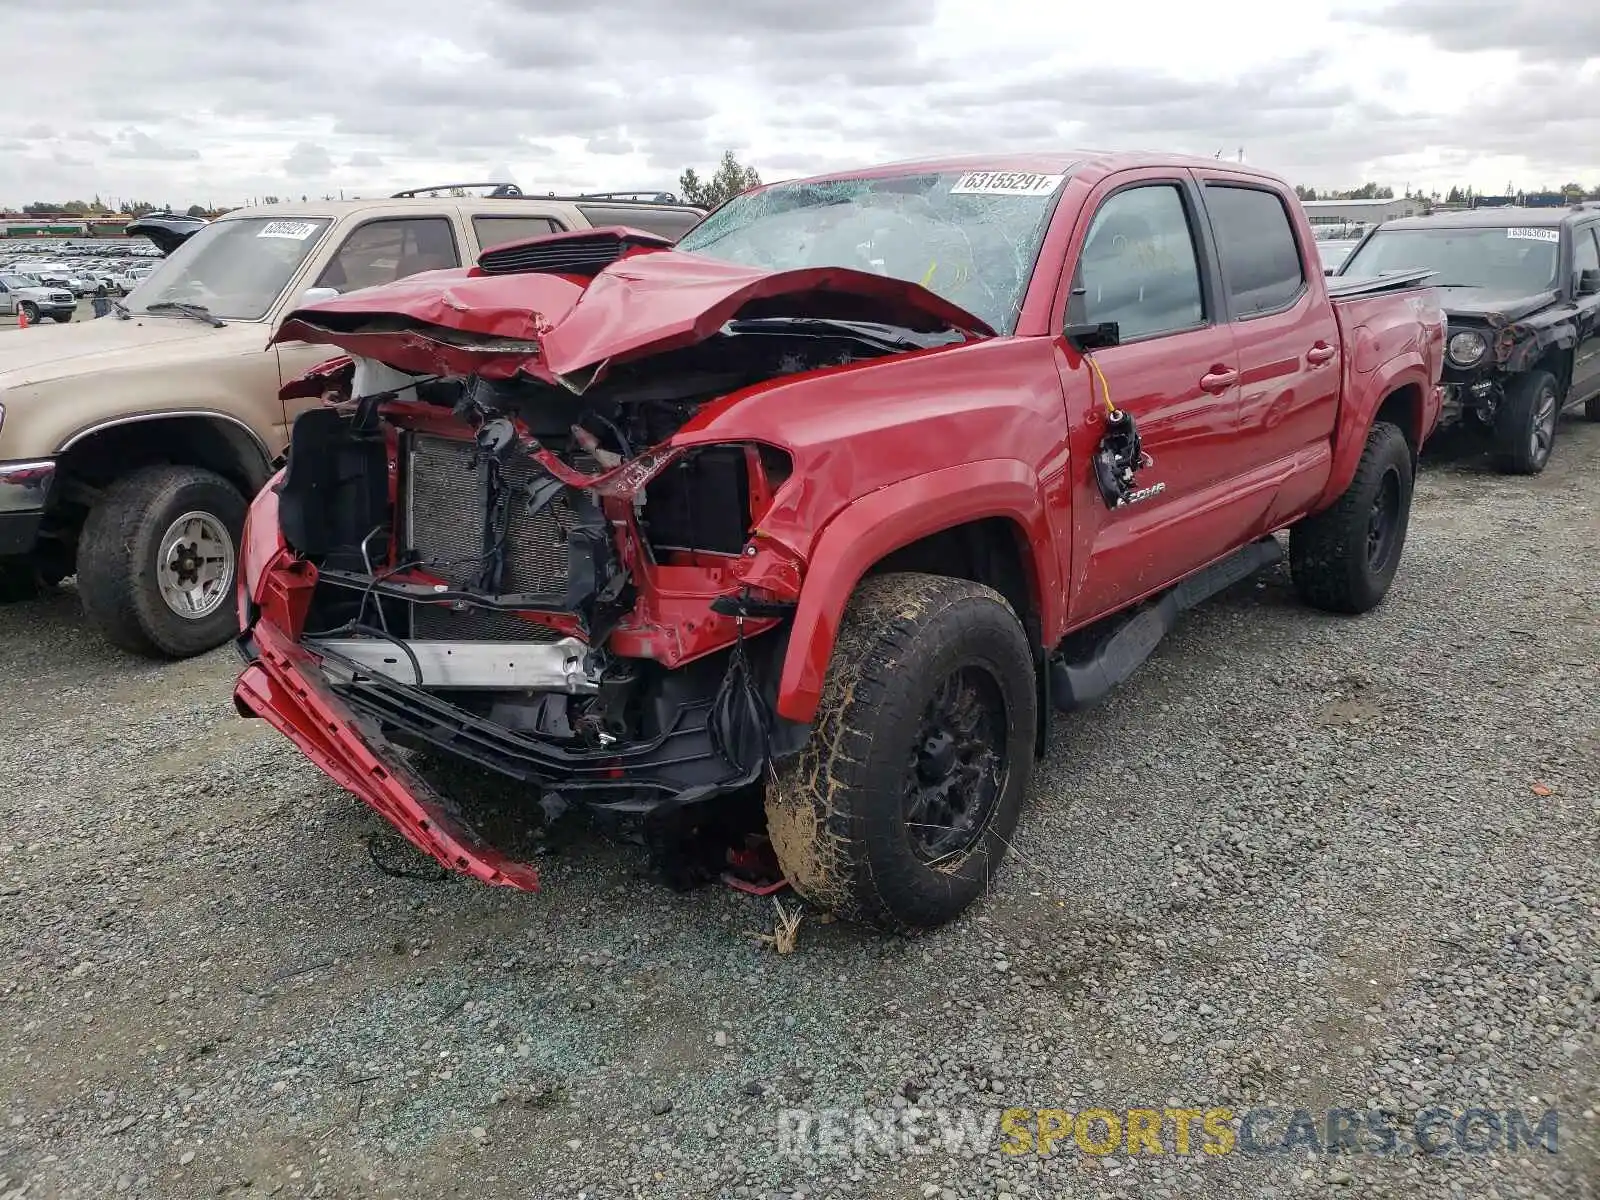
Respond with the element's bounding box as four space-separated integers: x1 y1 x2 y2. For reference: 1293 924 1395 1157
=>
233 236 987 889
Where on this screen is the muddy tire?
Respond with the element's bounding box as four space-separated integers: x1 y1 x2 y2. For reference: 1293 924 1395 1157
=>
764 573 1037 933
1290 420 1413 615
1494 369 1560 474
77 465 245 659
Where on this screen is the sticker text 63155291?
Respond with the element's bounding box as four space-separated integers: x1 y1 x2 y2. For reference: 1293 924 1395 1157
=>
949 172 1067 197
257 220 320 241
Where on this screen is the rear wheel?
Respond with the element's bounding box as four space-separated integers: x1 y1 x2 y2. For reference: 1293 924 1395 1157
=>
764 573 1037 933
1494 369 1560 474
1290 421 1414 615
52 311 73 323
77 465 246 658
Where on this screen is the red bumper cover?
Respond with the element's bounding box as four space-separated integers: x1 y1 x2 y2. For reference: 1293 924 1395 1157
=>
233 623 540 891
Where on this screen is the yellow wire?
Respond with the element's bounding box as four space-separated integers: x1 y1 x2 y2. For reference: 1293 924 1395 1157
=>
1084 352 1116 415
920 261 938 287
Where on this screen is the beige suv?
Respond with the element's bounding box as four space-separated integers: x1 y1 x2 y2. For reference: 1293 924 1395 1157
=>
0 185 704 657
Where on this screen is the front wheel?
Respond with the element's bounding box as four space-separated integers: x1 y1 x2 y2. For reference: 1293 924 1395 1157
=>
1494 369 1560 474
764 573 1038 933
77 465 246 659
18 301 39 325
1290 421 1414 615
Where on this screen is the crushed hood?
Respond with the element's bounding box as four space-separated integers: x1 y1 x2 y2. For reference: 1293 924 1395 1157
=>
272 241 994 385
1435 287 1560 327
0 313 256 389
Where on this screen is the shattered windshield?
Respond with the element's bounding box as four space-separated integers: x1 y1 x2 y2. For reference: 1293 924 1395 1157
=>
674 170 1068 334
125 216 333 321
1341 227 1559 293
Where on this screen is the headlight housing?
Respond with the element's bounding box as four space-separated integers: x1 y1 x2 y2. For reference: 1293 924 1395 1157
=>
1447 330 1489 368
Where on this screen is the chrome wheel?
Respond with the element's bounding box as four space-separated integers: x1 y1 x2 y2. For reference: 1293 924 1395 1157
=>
155 510 234 619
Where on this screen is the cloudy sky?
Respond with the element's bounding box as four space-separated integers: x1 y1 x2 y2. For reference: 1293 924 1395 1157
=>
3 0 1596 209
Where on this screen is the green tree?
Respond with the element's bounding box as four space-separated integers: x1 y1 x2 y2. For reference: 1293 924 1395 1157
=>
1294 184 1319 201
679 151 762 208
186 204 207 218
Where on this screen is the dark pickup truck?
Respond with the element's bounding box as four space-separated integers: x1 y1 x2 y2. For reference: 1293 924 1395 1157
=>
1336 203 1600 473
232 151 1445 932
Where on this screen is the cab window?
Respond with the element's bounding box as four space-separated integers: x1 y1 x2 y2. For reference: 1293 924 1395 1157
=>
472 215 565 252
1069 184 1206 341
316 217 460 293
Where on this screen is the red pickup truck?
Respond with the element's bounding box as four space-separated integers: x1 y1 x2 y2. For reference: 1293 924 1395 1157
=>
232 152 1444 932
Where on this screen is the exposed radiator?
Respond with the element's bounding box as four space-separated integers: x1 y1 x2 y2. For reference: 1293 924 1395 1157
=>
402 433 586 625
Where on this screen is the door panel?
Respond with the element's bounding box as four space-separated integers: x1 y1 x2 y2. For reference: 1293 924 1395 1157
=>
1195 176 1341 531
1052 175 1247 624
1570 225 1600 403
1059 325 1243 623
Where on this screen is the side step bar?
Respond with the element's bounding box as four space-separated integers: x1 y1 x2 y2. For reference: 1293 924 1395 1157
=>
1049 537 1283 712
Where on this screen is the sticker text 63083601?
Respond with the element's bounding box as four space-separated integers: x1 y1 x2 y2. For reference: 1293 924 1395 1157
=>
1507 228 1560 243
257 220 320 241
949 172 1067 197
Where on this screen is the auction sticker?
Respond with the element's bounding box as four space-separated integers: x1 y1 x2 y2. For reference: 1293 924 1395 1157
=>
949 171 1066 196
257 220 320 240
1507 228 1559 243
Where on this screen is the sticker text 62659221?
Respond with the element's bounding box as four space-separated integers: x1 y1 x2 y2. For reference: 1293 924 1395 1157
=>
257 220 320 241
949 172 1067 197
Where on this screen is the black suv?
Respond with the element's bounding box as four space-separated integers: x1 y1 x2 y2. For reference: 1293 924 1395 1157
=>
1337 204 1600 474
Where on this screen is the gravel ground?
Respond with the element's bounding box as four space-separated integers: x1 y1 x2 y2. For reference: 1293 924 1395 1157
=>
1 419 1596 1200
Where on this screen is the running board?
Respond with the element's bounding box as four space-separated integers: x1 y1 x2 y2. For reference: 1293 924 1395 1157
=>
1049 537 1282 712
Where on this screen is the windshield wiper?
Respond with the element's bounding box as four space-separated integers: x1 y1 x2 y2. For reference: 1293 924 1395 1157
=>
144 301 226 327
723 316 966 352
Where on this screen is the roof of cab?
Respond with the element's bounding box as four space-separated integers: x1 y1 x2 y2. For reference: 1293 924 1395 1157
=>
768 149 1288 187
212 195 702 222
1379 205 1600 232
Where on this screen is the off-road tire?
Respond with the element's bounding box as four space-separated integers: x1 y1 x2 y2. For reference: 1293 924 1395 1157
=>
1290 420 1413 615
1494 369 1560 474
18 301 39 324
77 465 246 659
763 573 1037 933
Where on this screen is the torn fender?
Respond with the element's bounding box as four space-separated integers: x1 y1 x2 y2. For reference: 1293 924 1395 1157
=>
774 459 1058 724
272 246 994 385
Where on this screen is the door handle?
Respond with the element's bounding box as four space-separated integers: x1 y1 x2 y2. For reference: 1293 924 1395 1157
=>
1307 343 1337 365
1199 368 1239 394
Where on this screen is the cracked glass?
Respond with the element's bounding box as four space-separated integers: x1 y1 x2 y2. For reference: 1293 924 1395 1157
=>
675 171 1067 334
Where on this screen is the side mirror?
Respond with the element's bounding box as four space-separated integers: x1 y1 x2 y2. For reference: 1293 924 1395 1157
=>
299 286 340 306
1064 321 1121 352
1578 269 1600 296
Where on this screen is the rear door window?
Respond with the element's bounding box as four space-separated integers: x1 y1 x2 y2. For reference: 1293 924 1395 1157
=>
472 215 565 253
1203 184 1307 317
574 203 703 242
316 217 460 293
